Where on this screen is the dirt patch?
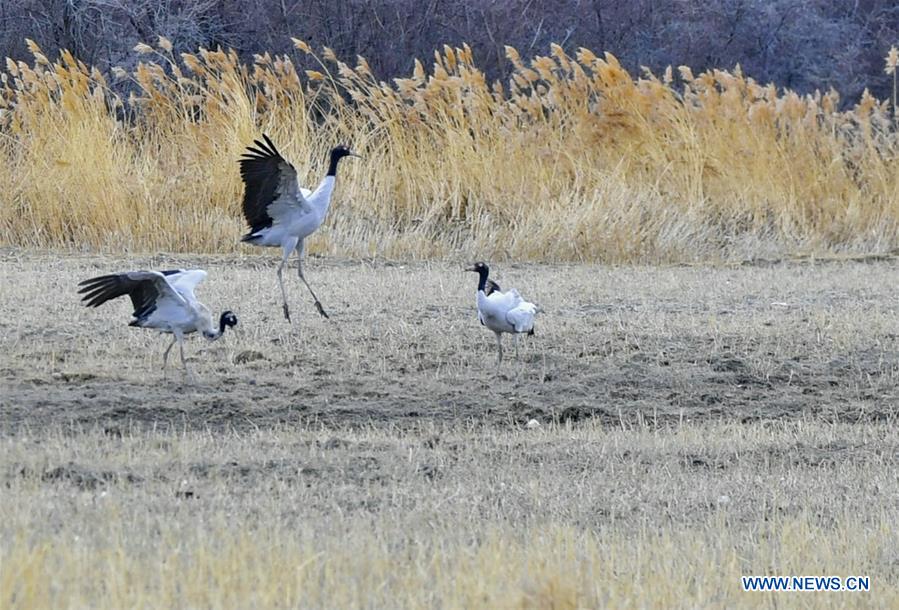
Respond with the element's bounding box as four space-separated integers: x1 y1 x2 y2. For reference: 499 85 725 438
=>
40 462 143 489
1 252 897 432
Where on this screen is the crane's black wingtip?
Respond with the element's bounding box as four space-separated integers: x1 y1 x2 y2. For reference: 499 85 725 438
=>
78 274 111 286
249 135 279 156
77 275 117 292
241 147 267 160
79 291 108 307
241 138 282 162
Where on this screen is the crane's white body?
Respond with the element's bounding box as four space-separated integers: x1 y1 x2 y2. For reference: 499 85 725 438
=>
476 288 537 335
241 184 324 247
142 270 214 336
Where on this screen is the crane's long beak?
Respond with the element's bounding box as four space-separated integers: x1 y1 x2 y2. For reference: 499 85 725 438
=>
349 151 362 159
464 265 477 272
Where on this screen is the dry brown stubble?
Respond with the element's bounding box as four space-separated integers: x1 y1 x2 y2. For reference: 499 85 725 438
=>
1 249 898 608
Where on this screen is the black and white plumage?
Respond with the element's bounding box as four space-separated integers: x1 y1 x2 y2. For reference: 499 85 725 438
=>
239 135 359 322
78 269 237 378
465 262 538 366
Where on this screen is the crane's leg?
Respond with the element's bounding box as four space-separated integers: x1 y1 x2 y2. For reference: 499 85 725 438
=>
162 334 177 379
296 240 329 319
175 331 195 382
495 332 504 367
277 237 300 322
514 334 520 360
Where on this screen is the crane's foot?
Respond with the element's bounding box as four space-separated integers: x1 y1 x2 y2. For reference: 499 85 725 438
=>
283 303 292 322
314 301 330 319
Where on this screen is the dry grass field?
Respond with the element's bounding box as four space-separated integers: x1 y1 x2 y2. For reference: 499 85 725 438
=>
1 249 898 608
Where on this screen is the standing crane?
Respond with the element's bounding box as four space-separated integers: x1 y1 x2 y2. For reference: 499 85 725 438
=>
465 262 538 366
238 135 359 322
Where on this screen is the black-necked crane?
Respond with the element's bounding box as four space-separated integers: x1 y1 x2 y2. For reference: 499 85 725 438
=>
465 262 538 366
78 269 237 378
238 135 359 322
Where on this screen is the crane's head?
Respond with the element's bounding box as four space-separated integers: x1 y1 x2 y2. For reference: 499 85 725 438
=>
328 145 361 176
219 310 238 331
331 144 361 161
465 262 491 293
465 262 489 275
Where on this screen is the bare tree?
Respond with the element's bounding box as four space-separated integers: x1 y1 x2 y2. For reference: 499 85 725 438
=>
1 0 895 101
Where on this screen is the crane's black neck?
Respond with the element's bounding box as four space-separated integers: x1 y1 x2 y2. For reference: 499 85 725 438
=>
475 266 490 292
326 150 343 177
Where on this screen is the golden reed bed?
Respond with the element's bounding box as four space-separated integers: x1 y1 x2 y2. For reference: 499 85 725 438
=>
1 39 897 261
